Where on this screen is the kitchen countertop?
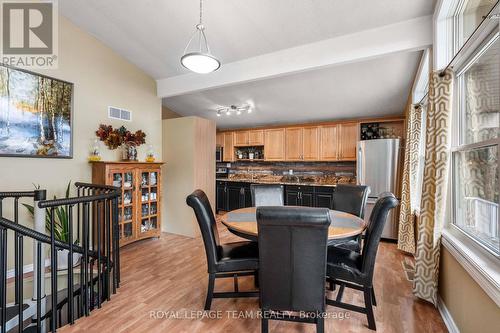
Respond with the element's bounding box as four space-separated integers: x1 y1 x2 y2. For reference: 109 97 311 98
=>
216 177 344 187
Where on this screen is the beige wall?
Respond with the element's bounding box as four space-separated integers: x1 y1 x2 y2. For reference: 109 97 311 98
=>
162 116 215 237
162 105 181 119
439 246 500 333
0 16 161 268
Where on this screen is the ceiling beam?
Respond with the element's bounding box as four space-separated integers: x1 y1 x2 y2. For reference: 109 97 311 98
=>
157 15 432 98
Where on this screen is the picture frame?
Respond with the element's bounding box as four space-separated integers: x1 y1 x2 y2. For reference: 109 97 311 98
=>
0 64 74 158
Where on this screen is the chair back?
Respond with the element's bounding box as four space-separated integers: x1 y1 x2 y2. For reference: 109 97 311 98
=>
333 184 371 218
250 184 284 207
360 192 399 277
186 189 220 273
257 206 330 313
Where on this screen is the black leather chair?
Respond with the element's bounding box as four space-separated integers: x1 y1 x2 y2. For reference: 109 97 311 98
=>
186 189 259 310
325 193 398 331
257 206 330 333
250 184 284 207
329 184 371 252
332 184 371 218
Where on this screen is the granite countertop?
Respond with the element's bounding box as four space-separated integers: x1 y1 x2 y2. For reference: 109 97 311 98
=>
216 175 356 187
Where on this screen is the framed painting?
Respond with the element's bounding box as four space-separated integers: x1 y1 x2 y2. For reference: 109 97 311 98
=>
0 64 73 158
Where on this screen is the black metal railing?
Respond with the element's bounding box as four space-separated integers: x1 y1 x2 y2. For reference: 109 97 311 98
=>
0 182 120 332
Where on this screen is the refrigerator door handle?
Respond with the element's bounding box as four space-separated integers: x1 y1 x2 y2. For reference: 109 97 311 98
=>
357 145 363 185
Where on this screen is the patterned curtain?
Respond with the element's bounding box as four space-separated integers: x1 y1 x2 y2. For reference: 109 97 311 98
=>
413 69 454 305
398 105 423 254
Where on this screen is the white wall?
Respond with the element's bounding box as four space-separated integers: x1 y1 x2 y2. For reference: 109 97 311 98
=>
0 15 162 268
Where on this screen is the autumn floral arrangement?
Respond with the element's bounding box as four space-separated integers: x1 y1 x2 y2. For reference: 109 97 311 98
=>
96 124 146 149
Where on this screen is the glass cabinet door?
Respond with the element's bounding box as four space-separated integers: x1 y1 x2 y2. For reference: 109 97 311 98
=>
112 169 136 242
139 170 159 234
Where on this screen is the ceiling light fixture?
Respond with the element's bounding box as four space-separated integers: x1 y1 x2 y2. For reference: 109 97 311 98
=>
216 104 252 117
181 0 220 74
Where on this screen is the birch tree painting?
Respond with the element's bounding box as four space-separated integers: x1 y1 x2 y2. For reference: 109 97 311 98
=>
0 65 73 157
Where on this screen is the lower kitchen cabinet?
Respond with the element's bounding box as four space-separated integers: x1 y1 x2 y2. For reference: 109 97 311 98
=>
216 181 252 212
285 185 315 207
216 181 228 212
314 187 335 209
216 181 338 212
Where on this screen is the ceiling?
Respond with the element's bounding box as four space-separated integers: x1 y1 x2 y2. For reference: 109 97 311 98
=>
60 0 435 79
60 0 435 128
164 51 422 129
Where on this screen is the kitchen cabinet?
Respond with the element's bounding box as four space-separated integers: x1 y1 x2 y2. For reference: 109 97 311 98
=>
338 123 358 161
216 132 224 147
216 180 228 212
223 132 234 162
233 129 264 146
248 130 264 145
285 128 303 160
264 128 286 161
303 126 320 160
285 185 314 207
217 181 252 212
314 187 335 209
319 125 339 161
234 131 249 146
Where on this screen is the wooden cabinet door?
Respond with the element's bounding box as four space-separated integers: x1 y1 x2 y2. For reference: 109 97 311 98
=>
303 126 319 160
223 132 234 161
216 132 224 147
248 130 264 145
264 128 285 161
319 125 338 161
285 128 303 161
216 181 227 212
234 131 249 146
338 123 358 160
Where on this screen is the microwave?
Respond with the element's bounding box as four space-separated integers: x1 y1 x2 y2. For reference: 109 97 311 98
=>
216 147 223 162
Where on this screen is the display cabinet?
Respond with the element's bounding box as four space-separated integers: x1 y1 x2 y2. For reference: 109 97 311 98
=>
91 161 163 247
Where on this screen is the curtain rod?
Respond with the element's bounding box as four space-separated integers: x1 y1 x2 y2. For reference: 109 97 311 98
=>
438 0 499 77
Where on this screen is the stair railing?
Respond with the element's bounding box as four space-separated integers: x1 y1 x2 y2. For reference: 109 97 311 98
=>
0 182 120 333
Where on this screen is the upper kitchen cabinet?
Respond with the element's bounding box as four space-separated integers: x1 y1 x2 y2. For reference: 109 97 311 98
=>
338 122 359 161
234 129 264 146
285 127 303 160
302 126 320 160
248 129 264 145
264 128 285 161
319 124 339 161
223 132 234 161
234 131 249 146
216 132 224 147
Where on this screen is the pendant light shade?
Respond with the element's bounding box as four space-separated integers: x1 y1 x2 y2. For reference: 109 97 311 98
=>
181 1 220 74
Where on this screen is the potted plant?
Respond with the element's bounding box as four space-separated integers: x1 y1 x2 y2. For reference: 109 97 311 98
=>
23 181 81 270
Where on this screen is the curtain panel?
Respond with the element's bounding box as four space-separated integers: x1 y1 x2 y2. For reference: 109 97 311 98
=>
413 69 454 305
398 104 423 254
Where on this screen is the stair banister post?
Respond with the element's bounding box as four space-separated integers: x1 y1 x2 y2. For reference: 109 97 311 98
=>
33 189 47 333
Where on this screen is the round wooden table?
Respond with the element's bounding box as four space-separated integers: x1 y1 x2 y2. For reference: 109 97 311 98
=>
220 207 366 241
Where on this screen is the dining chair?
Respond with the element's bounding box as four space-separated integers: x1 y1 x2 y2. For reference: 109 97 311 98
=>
257 206 330 333
250 184 284 207
186 189 259 310
329 184 371 252
325 192 398 331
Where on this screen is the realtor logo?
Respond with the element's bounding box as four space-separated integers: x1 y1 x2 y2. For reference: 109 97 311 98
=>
0 0 58 68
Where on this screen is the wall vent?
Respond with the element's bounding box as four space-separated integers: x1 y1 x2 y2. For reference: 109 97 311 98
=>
108 106 132 121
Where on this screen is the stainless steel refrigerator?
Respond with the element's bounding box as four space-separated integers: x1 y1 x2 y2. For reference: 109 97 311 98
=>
357 139 401 239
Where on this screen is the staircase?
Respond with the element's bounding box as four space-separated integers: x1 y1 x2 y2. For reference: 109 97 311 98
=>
0 183 121 332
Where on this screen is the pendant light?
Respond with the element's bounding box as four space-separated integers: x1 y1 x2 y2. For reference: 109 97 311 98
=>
181 0 220 74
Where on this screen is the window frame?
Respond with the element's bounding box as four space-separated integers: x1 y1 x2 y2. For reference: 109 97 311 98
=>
450 28 500 258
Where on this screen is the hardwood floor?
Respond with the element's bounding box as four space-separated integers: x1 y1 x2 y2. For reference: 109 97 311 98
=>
60 221 447 333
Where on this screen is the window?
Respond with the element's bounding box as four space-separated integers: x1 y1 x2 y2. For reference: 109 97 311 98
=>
455 0 497 51
453 32 500 255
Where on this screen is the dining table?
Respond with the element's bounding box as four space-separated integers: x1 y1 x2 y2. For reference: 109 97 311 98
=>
220 206 367 242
